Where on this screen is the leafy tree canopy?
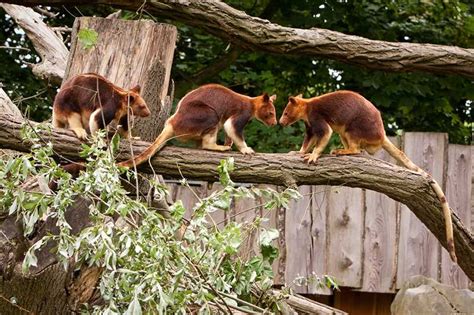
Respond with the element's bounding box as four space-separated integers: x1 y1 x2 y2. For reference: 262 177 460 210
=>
0 0 472 151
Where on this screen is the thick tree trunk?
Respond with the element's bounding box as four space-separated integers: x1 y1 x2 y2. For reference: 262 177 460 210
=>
0 114 472 281
3 0 473 78
0 4 68 84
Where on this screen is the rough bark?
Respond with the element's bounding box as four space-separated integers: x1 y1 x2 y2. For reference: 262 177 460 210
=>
0 88 21 118
0 4 68 84
3 0 473 78
0 114 472 281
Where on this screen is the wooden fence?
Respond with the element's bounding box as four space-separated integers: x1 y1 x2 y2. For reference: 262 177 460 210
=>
166 132 472 294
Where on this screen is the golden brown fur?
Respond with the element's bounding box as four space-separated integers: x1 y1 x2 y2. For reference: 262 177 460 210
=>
279 90 456 262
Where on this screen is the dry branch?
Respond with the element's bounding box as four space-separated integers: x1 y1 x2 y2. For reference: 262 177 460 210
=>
1 3 68 84
0 114 472 280
2 0 473 78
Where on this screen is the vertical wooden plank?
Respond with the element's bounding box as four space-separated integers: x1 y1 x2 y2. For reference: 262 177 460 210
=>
309 185 331 294
440 144 472 287
396 132 447 288
359 137 400 292
233 184 261 261
270 185 286 286
327 187 364 288
471 146 474 232
284 185 313 293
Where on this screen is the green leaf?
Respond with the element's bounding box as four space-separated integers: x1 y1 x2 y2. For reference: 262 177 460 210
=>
124 296 142 315
261 244 279 263
259 228 279 246
78 28 98 50
111 133 121 154
170 200 186 220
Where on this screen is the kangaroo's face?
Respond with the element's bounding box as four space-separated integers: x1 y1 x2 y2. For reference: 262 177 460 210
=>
128 85 151 117
255 93 277 126
279 95 305 127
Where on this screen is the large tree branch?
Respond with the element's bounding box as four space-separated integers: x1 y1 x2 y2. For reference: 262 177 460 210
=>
0 4 68 84
3 0 473 78
0 114 472 280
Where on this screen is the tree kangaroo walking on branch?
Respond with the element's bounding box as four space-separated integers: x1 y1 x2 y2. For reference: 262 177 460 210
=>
279 90 456 262
119 84 277 168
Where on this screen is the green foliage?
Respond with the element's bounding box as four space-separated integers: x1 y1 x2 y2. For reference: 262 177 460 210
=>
0 124 338 313
78 28 99 50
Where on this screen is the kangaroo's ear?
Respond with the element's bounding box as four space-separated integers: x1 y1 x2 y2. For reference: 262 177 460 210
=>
296 94 303 98
270 94 277 102
263 93 269 102
289 96 297 104
130 84 141 94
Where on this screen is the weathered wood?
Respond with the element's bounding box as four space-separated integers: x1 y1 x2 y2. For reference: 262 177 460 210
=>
472 146 474 230
284 185 313 293
0 88 22 118
0 116 473 281
396 132 447 288
0 4 68 84
327 186 364 288
440 144 472 288
309 186 331 294
270 186 286 286
4 0 474 78
360 137 400 293
65 17 177 140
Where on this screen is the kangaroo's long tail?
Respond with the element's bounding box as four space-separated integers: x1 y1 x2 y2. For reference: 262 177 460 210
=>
382 136 456 263
118 124 174 168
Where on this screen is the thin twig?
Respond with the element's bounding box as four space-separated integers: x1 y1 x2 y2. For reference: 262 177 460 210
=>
0 46 30 52
182 252 233 314
0 293 33 314
217 290 266 313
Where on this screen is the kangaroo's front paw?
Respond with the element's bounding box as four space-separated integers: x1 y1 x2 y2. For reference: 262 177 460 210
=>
240 147 255 155
72 128 89 140
303 153 320 164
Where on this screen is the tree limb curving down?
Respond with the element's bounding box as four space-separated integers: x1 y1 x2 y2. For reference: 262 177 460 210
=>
1 4 68 84
0 114 472 280
2 0 473 78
